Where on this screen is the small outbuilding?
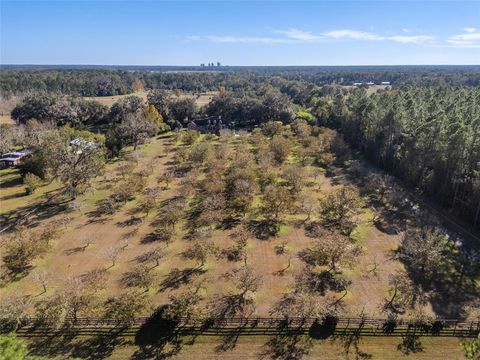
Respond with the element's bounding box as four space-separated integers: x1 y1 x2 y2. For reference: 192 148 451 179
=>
0 150 31 168
187 116 225 134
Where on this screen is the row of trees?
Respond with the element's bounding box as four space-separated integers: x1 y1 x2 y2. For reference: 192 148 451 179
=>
2 66 480 97
314 86 480 228
9 86 297 131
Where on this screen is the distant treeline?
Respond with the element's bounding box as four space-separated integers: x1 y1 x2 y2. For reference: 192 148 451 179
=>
2 65 480 96
2 66 480 229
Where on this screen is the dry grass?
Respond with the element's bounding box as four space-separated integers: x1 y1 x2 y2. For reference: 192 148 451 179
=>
0 95 22 125
24 334 466 359
0 114 15 125
0 135 409 319
83 91 149 107
1 134 473 359
84 91 215 108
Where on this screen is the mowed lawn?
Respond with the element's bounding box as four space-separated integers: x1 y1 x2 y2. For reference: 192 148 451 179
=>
23 334 467 359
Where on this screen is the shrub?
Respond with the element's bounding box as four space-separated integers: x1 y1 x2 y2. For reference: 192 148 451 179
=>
24 173 42 195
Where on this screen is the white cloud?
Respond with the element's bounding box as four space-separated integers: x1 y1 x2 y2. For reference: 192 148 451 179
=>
275 28 324 41
464 27 477 33
320 29 434 43
447 30 480 48
388 35 435 44
186 28 436 46
206 36 291 44
322 29 382 41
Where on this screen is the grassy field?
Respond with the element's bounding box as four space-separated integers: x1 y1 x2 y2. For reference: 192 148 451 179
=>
0 95 21 125
84 90 215 108
0 114 15 124
18 332 467 359
1 131 477 358
83 91 149 107
0 133 459 319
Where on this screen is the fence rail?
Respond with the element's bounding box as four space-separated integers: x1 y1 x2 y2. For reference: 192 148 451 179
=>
6 316 480 338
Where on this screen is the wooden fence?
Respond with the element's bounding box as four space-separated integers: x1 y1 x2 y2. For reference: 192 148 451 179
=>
8 316 480 338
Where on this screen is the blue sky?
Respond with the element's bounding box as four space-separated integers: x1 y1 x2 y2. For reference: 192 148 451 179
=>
1 1 479 65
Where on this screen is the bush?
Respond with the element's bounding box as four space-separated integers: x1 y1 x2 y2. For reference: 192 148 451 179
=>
24 173 42 195
18 154 47 180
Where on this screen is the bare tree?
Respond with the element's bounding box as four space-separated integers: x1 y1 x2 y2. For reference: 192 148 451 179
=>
34 292 68 329
137 196 157 217
31 269 53 293
81 236 95 251
63 276 97 321
300 231 361 274
261 183 293 222
270 290 330 320
183 240 218 267
0 294 31 331
159 198 185 230
121 265 157 291
157 170 174 190
163 288 205 326
384 271 416 314
209 266 262 323
230 265 262 296
117 161 136 180
104 291 149 326
101 245 122 268
137 247 166 268
298 191 319 222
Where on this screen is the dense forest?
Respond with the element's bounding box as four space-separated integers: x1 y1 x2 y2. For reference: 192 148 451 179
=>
1 67 479 229
314 86 480 228
1 65 480 96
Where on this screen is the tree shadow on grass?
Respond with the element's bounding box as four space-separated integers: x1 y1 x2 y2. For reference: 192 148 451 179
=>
132 306 195 359
397 333 424 355
259 321 313 360
159 267 206 292
116 216 144 228
71 329 127 359
64 246 87 255
207 294 256 352
373 208 409 235
0 197 69 229
295 268 352 296
0 174 23 188
26 327 78 358
247 220 280 240
1 192 26 202
214 321 249 353
399 243 479 319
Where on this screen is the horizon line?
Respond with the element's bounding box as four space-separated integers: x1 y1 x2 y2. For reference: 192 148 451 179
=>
1 63 480 67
